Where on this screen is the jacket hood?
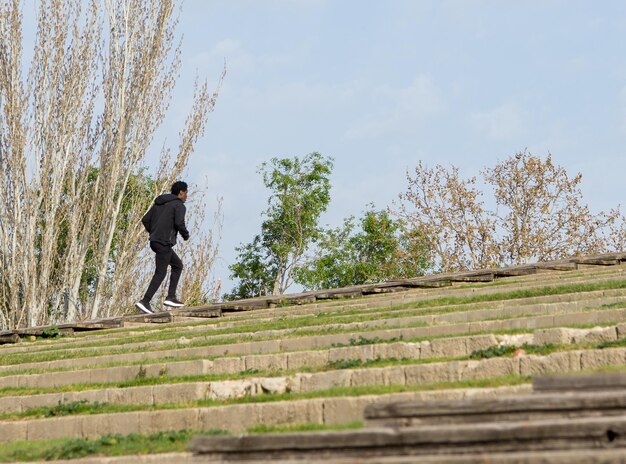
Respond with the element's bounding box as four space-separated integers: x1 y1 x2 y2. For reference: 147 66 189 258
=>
154 193 180 206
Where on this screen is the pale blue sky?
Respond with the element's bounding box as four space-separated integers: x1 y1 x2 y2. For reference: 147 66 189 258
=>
166 0 626 292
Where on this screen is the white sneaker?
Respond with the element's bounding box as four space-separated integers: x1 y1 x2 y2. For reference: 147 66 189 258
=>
163 297 184 308
135 300 154 314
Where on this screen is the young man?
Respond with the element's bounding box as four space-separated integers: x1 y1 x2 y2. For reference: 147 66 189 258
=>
135 181 190 314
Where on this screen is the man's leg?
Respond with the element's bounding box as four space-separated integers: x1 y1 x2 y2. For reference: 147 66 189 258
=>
167 249 183 299
143 242 173 302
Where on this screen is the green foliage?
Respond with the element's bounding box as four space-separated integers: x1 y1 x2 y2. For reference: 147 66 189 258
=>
226 152 334 299
40 324 60 339
295 207 431 290
225 236 274 300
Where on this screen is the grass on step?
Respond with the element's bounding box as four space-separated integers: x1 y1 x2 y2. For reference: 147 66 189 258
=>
0 429 227 462
600 301 626 309
0 421 366 462
597 337 626 349
247 420 363 434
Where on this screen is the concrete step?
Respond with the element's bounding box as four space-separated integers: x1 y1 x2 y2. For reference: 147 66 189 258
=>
0 321 621 394
533 371 626 393
23 448 626 464
1 346 624 414
2 292 625 372
364 390 626 427
220 270 626 324
188 415 626 461
0 333 499 392
190 448 626 464
2 306 625 379
5 266 621 355
26 453 192 464
0 385 529 442
2 275 624 358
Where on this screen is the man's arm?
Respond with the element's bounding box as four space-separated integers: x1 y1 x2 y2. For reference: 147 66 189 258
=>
142 206 154 233
174 203 190 241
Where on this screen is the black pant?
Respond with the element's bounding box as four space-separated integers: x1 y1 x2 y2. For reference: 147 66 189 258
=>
143 241 183 302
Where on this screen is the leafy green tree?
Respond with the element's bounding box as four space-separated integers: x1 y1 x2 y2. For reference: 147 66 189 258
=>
226 152 334 299
225 236 274 300
295 208 431 290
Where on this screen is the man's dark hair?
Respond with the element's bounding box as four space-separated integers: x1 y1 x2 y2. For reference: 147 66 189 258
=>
171 181 188 195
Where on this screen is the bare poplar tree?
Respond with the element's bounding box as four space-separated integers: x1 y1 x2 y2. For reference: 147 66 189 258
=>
0 0 223 329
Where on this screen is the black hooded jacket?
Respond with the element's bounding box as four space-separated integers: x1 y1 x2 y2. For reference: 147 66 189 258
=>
142 194 190 246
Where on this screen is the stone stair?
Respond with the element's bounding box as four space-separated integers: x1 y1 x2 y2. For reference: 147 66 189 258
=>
0 253 625 462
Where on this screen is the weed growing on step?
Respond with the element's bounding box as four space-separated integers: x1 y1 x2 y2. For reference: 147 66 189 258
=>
222 375 532 405
469 343 557 360
40 325 61 339
316 279 626 319
239 368 260 375
470 345 516 359
351 335 403 346
328 358 364 369
600 301 626 309
327 356 451 371
0 400 108 421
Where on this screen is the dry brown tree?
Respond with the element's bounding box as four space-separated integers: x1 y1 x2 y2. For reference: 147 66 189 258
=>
394 161 499 272
482 152 620 265
0 0 224 329
394 152 624 272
